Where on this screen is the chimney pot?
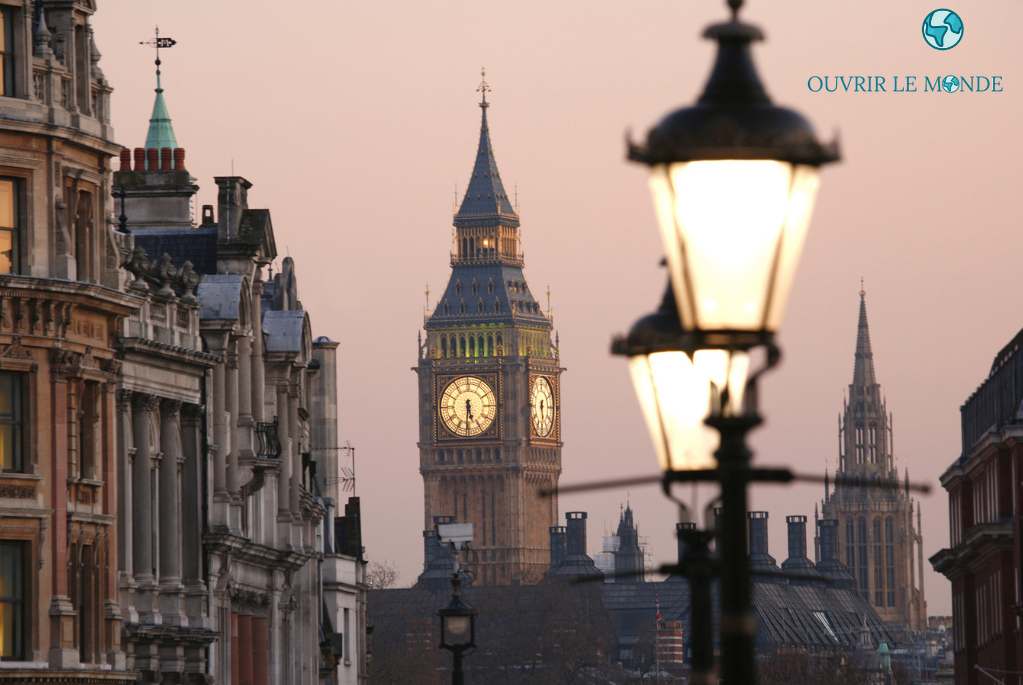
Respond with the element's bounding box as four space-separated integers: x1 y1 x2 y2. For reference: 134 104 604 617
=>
160 147 173 171
119 148 131 171
173 147 185 170
146 148 158 171
134 148 146 171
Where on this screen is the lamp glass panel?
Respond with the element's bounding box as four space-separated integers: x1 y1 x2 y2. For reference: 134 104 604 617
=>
765 164 820 330
650 160 794 331
446 615 470 636
629 350 748 472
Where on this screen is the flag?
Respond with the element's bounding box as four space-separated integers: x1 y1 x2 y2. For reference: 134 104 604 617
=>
655 592 662 630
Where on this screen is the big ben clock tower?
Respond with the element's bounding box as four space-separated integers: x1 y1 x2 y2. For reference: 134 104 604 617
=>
415 74 562 586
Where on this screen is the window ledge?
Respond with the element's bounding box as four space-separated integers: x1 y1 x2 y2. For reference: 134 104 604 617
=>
0 661 50 669
0 473 41 481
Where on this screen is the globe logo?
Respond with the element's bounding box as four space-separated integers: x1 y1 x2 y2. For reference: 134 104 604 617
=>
923 9 964 50
942 75 960 93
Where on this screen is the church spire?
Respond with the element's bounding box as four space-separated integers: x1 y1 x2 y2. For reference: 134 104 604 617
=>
142 27 179 151
852 282 877 388
456 68 516 219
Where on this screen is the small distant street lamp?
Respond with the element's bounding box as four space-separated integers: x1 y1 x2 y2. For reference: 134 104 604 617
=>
617 0 839 683
437 523 477 685
438 576 477 685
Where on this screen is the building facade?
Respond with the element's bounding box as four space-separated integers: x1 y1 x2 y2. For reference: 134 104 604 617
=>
931 324 1023 685
0 1 365 682
821 290 926 629
415 80 561 586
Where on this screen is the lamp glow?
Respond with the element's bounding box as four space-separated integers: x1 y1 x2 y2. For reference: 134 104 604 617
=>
628 349 748 472
649 161 819 333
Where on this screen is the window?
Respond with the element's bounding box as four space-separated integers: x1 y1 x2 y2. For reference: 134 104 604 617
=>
873 518 883 605
885 518 895 606
857 517 868 598
845 519 855 569
0 8 13 98
0 180 18 274
0 542 25 660
0 373 23 472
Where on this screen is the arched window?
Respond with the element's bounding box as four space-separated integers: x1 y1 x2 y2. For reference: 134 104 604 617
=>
471 280 478 295
495 299 501 313
459 301 466 314
872 518 883 606
441 337 448 358
469 337 476 357
488 280 494 294
443 301 450 315
461 238 468 258
884 517 895 607
459 336 466 357
857 517 868 599
487 334 494 356
478 300 484 313
455 281 462 295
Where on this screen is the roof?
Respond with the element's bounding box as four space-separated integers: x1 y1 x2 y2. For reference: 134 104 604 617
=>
144 74 179 151
132 228 218 276
197 275 246 320
455 97 516 220
426 264 550 329
263 310 309 353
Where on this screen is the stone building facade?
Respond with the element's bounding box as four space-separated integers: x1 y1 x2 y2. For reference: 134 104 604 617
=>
415 81 561 586
931 324 1023 685
0 1 364 683
821 290 926 630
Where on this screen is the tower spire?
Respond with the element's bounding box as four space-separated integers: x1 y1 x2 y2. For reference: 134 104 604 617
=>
456 70 515 219
141 27 179 152
853 284 877 387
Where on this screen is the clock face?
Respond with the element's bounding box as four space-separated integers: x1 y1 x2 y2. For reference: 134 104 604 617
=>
440 376 497 437
531 376 555 437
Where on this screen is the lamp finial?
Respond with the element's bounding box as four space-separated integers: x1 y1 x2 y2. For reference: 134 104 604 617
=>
477 67 490 108
728 0 743 20
860 277 865 299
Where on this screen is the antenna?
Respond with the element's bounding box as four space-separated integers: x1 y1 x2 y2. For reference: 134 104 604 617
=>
326 441 357 496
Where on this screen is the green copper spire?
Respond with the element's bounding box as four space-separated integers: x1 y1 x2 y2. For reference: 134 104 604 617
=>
142 28 178 152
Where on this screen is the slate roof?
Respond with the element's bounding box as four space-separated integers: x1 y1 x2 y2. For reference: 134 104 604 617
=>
264 310 308 353
132 228 218 276
455 98 516 221
426 264 550 329
196 275 246 320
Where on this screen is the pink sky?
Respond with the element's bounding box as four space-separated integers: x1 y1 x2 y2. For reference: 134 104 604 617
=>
96 1 1023 616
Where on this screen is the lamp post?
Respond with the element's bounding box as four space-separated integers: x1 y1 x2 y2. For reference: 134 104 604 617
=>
436 522 476 685
438 575 476 685
619 0 838 683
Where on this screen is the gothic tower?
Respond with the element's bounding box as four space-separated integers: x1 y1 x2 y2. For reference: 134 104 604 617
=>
613 504 645 583
416 78 562 586
822 289 926 629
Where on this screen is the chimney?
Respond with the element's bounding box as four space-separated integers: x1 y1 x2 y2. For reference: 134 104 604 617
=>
160 147 173 171
423 529 438 570
566 512 587 557
676 521 695 569
119 148 131 171
747 511 781 579
173 147 186 171
215 176 253 243
818 518 839 562
549 526 567 568
781 515 822 583
814 518 857 591
133 147 146 171
146 147 158 171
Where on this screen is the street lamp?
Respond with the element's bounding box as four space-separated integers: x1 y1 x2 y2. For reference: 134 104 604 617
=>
436 522 476 685
622 1 839 684
438 576 476 685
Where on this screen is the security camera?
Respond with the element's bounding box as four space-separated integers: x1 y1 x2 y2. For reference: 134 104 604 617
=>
436 522 474 550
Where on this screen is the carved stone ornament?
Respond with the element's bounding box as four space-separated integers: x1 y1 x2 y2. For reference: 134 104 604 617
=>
122 246 152 292
131 392 160 414
160 399 182 420
100 358 123 376
177 260 203 304
0 336 34 362
49 347 75 376
153 253 179 297
0 484 35 499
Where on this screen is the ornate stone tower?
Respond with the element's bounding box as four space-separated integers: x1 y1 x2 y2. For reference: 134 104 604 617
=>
821 289 926 629
613 504 645 583
416 77 561 586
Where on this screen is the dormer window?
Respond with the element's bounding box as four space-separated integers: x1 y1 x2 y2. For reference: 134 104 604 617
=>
488 280 494 294
471 280 478 295
494 300 501 313
443 301 450 315
459 301 466 314
455 281 462 295
477 300 484 313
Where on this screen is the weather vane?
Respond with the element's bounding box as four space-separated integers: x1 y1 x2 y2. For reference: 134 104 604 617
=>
477 67 490 105
140 26 176 92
